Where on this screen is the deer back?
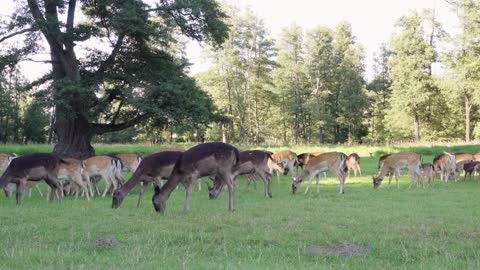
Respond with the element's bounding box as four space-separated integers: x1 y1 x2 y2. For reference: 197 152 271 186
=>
301 152 346 178
138 151 183 178
171 142 239 179
234 150 271 176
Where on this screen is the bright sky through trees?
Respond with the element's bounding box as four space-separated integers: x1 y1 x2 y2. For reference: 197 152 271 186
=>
2 0 459 81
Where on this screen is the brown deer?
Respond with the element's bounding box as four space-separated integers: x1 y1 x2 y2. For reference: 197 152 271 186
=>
208 150 274 199
432 152 456 181
244 157 284 190
0 153 64 204
346 153 361 177
373 152 423 189
291 152 347 194
0 153 14 172
271 150 298 183
152 142 239 213
296 152 323 169
82 156 125 197
4 158 88 200
112 151 183 208
56 158 90 200
113 153 142 173
420 163 434 185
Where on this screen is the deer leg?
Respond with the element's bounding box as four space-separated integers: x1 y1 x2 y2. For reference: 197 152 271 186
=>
101 177 112 197
197 178 202 191
224 175 235 211
336 170 345 194
316 172 321 193
259 171 272 198
394 169 401 190
16 178 27 205
276 170 280 184
304 174 316 194
35 184 43 197
44 176 62 203
407 168 415 189
348 167 351 178
245 175 251 190
183 178 195 213
387 172 393 189
289 162 296 179
266 172 272 198
137 181 147 208
73 173 89 201
153 177 162 188
358 165 362 176
92 176 101 196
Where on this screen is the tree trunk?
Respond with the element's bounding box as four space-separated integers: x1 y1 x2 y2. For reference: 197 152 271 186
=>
47 107 56 144
254 88 260 145
465 94 471 143
319 126 324 144
53 113 94 159
222 123 227 143
413 110 420 143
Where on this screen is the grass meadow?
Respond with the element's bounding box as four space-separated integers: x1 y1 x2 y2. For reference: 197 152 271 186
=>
1 143 480 269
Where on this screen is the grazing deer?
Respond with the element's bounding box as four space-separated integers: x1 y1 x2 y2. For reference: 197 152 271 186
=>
296 152 321 170
82 156 125 197
245 157 284 190
0 153 64 205
373 152 423 189
4 158 88 200
208 150 274 199
420 163 434 185
463 161 480 181
346 153 361 177
453 153 474 181
1 153 16 197
0 153 14 172
112 151 183 208
271 150 298 183
291 152 347 194
56 158 90 200
113 153 142 173
154 147 186 153
432 152 456 181
152 142 239 213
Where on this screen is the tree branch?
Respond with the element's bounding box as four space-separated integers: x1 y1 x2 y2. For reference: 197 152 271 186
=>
0 27 34 43
91 113 151 135
65 0 77 48
27 0 68 67
97 32 126 74
23 58 58 64
24 73 53 90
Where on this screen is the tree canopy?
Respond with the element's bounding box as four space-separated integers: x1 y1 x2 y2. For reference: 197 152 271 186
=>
0 0 229 157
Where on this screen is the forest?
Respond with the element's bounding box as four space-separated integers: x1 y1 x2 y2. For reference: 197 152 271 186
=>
1 0 479 156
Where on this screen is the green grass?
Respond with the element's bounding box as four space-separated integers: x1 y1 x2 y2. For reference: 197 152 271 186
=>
1 145 480 269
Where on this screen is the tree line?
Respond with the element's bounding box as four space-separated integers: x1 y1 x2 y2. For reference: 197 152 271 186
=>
197 1 480 144
0 0 479 154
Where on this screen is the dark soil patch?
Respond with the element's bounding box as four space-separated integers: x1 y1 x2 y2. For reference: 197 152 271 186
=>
305 243 369 256
94 237 121 248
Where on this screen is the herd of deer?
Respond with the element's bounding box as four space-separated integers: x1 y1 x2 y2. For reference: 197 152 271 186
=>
0 142 479 213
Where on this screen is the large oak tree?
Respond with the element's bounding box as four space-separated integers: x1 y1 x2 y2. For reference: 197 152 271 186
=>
0 0 228 158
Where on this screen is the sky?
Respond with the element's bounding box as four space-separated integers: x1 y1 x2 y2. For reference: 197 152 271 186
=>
2 0 460 81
